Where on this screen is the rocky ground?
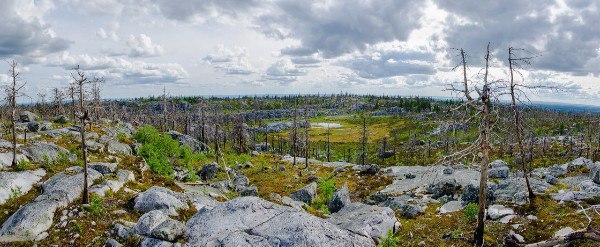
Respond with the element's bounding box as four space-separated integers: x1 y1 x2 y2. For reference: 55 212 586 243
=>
0 111 597 246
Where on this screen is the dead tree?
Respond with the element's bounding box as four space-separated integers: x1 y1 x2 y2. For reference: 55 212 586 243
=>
361 116 367 166
4 60 26 168
507 47 537 201
442 44 497 246
71 65 104 204
303 107 310 169
290 100 299 167
52 87 65 116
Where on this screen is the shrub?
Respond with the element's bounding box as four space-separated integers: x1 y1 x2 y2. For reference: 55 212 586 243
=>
377 229 400 247
311 175 336 213
84 194 104 216
9 186 23 200
462 203 478 223
16 159 30 171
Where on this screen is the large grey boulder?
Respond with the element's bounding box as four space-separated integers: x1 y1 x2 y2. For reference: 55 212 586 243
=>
232 174 249 188
134 186 189 216
199 163 219 181
89 162 118 175
439 200 463 214
380 196 424 218
426 179 461 199
19 111 38 122
327 183 351 213
488 160 510 179
0 152 29 169
185 197 373 247
0 168 46 204
136 210 188 243
167 131 210 153
90 169 135 197
290 182 317 204
238 185 259 197
590 164 600 184
43 168 103 204
0 168 101 242
328 203 398 244
107 141 132 155
20 143 76 164
461 182 496 206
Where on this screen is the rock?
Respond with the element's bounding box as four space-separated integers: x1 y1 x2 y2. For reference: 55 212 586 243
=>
199 163 219 181
185 197 373 246
251 151 259 156
405 173 416 179
281 196 307 210
150 218 187 242
551 191 575 202
499 214 516 224
381 198 424 218
117 169 135 182
0 169 45 204
34 231 48 241
140 237 175 247
136 211 169 236
20 143 76 164
487 204 514 220
115 222 137 238
89 162 118 175
107 141 132 155
328 203 398 244
526 215 537 220
27 122 41 132
290 182 317 204
134 187 189 216
189 194 220 211
461 182 495 206
509 230 524 243
590 165 600 184
333 167 347 174
553 227 574 238
443 167 453 175
352 164 380 175
19 111 38 122
0 168 101 242
545 175 559 185
426 179 461 199
269 193 282 202
488 160 510 179
231 174 249 188
167 131 210 153
106 238 123 247
53 115 68 124
327 184 351 213
238 185 258 197
439 200 463 214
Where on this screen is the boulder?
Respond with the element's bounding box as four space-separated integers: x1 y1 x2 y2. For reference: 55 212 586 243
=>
443 167 454 175
134 186 189 216
19 111 38 122
281 196 307 211
553 227 574 238
185 197 373 246
89 162 118 175
0 169 46 204
545 175 559 185
380 197 424 218
327 183 351 213
328 203 398 244
136 210 187 243
439 200 463 214
232 174 249 188
461 182 495 206
136 210 169 236
238 185 259 197
107 141 132 155
487 204 514 220
352 164 380 175
590 165 600 184
0 152 29 169
199 163 219 181
27 122 41 132
426 179 461 199
53 115 68 124
290 182 317 204
167 131 210 153
488 160 510 179
20 143 76 164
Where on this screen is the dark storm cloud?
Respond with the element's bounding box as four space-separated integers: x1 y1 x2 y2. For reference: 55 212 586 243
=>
151 0 263 23
435 0 600 75
0 0 70 60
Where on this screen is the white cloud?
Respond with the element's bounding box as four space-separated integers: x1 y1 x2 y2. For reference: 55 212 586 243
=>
263 58 307 84
203 45 255 75
127 34 164 57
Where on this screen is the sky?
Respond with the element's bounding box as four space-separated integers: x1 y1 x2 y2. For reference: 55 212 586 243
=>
0 0 599 105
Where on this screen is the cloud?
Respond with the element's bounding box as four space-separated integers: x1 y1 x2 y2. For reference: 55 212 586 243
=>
435 0 600 75
0 0 71 61
96 28 119 41
127 34 164 57
46 52 188 84
255 0 426 58
150 0 263 24
263 58 307 84
338 47 437 79
202 45 255 75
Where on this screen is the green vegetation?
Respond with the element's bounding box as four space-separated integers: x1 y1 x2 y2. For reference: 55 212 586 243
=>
83 194 104 216
133 125 205 177
16 159 30 171
378 230 400 247
462 203 478 223
311 175 336 214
